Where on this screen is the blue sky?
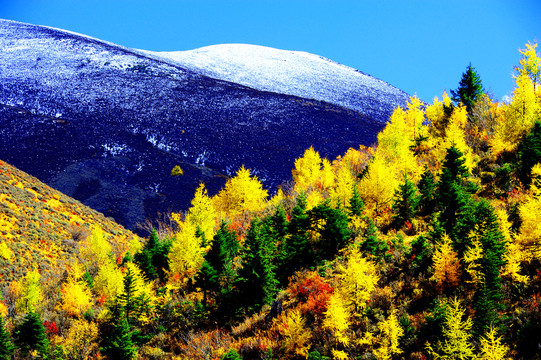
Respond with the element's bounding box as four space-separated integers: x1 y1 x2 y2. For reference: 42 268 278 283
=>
1 0 540 102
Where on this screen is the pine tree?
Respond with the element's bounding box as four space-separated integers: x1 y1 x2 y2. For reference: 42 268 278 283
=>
15 312 50 358
472 201 507 335
308 201 351 262
518 120 541 187
347 184 365 218
360 220 389 262
196 222 239 308
418 167 437 216
451 63 484 113
236 219 279 311
0 316 15 360
437 145 477 256
279 193 312 284
102 318 137 360
391 174 420 229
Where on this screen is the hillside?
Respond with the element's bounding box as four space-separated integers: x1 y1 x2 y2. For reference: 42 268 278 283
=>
0 159 138 287
0 19 410 232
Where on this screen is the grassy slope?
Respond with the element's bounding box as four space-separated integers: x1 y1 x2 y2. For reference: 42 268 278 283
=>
0 159 137 288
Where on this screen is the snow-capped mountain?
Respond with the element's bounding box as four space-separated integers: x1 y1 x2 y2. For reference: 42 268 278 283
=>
148 44 408 117
0 19 410 232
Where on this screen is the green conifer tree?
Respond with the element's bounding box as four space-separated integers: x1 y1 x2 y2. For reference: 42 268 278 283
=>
236 219 279 311
14 312 50 358
451 63 484 113
348 184 365 218
391 174 420 229
418 167 437 216
0 316 15 360
360 220 389 262
102 318 137 360
308 201 351 262
518 120 541 186
472 201 507 335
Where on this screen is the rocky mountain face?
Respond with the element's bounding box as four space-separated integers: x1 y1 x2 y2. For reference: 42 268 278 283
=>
0 19 410 232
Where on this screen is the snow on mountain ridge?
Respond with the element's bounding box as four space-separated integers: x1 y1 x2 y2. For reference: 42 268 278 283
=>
148 44 409 116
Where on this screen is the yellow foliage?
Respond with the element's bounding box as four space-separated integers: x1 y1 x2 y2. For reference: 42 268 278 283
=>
293 146 325 192
0 301 7 318
517 42 540 92
359 155 398 216
373 312 404 360
329 164 356 209
306 190 325 211
431 234 462 289
62 319 99 359
94 258 124 301
15 268 42 313
426 297 475 360
496 208 528 282
80 226 113 273
479 325 511 360
60 277 93 317
275 309 312 357
183 182 217 241
331 349 349 360
0 241 12 261
492 73 540 154
463 239 483 285
323 293 351 346
213 166 268 217
168 220 204 282
517 193 541 261
336 248 379 317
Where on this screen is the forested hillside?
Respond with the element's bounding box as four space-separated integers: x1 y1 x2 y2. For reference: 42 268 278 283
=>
0 42 540 359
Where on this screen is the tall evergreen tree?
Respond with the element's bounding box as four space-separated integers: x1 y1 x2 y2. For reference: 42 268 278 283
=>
391 174 420 229
308 201 351 262
437 145 477 256
278 192 312 284
347 184 365 218
0 316 15 360
236 219 279 311
451 63 484 113
472 201 507 335
134 228 171 282
360 220 389 262
518 120 541 186
14 312 50 359
418 167 437 216
101 318 137 360
196 222 239 307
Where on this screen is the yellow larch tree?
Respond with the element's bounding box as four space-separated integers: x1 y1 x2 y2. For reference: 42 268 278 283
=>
426 92 453 140
426 297 475 360
478 325 511 360
79 226 113 274
292 146 324 192
492 72 540 154
373 312 404 360
93 257 124 302
15 268 42 313
62 318 99 360
359 155 398 217
213 165 268 217
183 182 217 241
60 276 93 317
497 207 528 283
329 163 356 209
323 292 351 346
336 248 379 318
274 309 312 358
431 234 462 289
168 220 205 283
517 42 540 95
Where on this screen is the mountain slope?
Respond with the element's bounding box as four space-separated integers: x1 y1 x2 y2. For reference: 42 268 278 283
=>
0 19 409 231
148 44 409 116
0 160 137 287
